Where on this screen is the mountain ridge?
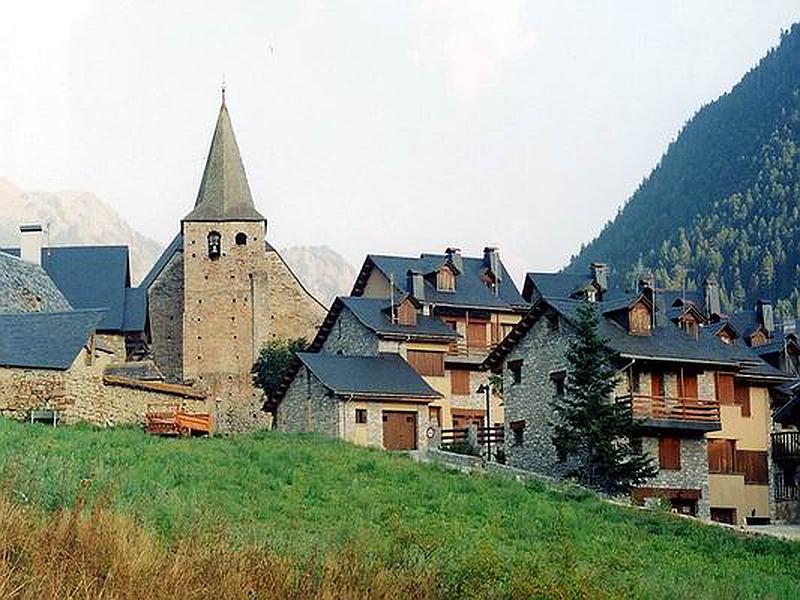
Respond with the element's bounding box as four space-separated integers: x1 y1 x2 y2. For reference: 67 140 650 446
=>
568 24 800 316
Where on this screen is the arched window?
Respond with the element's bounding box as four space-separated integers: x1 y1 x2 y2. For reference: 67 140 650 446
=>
207 231 221 259
235 232 247 246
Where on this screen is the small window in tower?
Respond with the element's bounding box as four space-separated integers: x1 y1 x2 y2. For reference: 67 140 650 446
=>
207 231 221 259
235 232 248 246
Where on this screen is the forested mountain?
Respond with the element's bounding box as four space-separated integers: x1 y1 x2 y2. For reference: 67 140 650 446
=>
568 24 800 317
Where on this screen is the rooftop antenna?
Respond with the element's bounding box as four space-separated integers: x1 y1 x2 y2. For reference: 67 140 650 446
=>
390 274 397 323
221 73 226 105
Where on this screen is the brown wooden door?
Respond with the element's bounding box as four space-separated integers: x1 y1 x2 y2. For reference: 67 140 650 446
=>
382 411 417 450
467 322 487 349
651 372 664 397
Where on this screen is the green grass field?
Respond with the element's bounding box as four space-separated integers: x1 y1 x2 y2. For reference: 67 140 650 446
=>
1 418 799 598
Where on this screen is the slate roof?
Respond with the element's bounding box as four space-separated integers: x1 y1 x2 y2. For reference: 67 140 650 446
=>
339 297 459 340
2 245 145 332
0 309 103 369
523 272 594 302
0 251 71 313
356 253 527 311
183 101 265 222
296 352 442 399
485 295 790 381
141 233 183 290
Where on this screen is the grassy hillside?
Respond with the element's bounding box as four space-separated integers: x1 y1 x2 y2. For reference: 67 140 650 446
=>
568 25 800 315
1 419 799 599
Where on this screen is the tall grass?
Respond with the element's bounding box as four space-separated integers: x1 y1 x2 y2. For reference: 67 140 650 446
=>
1 419 799 598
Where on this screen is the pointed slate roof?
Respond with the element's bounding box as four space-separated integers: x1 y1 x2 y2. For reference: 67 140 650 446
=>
183 100 265 222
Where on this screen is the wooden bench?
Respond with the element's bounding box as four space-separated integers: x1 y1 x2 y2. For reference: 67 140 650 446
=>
29 409 60 427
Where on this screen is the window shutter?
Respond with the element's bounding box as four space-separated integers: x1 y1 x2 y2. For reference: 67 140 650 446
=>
407 350 445 377
451 370 471 395
659 437 681 470
708 439 736 474
715 373 735 404
734 381 751 417
736 450 768 485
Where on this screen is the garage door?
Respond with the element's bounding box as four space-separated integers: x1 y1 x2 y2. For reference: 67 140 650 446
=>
382 411 417 450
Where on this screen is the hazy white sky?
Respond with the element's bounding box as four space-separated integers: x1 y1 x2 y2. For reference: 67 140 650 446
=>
1 1 798 278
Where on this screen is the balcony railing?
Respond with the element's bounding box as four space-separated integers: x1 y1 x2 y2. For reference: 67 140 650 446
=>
447 340 497 357
772 431 800 461
617 394 720 426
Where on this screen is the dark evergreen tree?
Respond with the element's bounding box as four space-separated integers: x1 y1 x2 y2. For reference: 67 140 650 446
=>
551 303 656 494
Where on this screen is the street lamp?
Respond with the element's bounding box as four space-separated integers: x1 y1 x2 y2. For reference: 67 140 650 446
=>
476 383 491 461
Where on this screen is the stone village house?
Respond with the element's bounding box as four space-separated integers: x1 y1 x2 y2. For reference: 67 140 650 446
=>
484 266 792 525
274 248 529 449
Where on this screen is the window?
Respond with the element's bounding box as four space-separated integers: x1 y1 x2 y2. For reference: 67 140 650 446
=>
510 420 526 446
710 508 737 525
659 437 681 470
407 350 445 377
509 360 523 384
355 409 367 424
678 372 698 399
550 370 566 397
682 318 699 339
630 370 641 394
737 450 768 485
715 373 735 404
467 321 487 349
708 439 736 474
628 301 652 335
235 232 247 245
428 406 441 427
437 267 456 291
651 372 664 397
445 319 458 331
734 380 751 417
451 370 471 395
207 231 221 259
396 299 417 326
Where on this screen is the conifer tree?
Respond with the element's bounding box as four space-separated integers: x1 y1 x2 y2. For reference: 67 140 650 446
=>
551 303 656 494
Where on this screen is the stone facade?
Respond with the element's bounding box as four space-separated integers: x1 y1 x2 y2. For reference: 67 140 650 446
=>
148 250 184 383
502 316 574 477
277 365 339 436
277 365 429 450
146 221 326 433
0 349 206 427
320 307 378 356
639 435 710 519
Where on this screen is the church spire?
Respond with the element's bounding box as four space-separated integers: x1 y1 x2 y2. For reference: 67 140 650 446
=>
183 97 265 222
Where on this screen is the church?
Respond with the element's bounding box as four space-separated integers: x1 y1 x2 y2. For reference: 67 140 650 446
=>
141 96 327 431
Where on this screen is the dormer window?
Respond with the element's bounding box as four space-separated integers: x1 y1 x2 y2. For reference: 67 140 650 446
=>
207 231 221 259
437 266 456 292
396 298 417 326
586 289 597 303
628 300 652 336
681 317 699 339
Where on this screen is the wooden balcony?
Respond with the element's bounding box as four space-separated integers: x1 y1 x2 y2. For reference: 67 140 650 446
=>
772 431 800 462
617 394 721 432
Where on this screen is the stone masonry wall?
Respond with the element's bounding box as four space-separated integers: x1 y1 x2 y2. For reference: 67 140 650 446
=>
503 316 573 477
276 365 339 436
640 435 710 519
0 352 206 427
180 221 325 434
320 308 379 356
148 251 184 383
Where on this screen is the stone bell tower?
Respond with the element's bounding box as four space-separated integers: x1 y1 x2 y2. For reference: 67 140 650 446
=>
182 96 272 417
145 94 326 432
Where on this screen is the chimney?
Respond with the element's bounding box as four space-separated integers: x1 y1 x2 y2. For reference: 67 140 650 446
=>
757 299 775 336
782 317 796 335
445 247 463 273
703 275 721 318
20 224 44 266
483 247 502 294
407 270 425 302
590 262 609 294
